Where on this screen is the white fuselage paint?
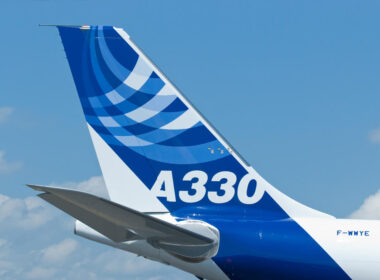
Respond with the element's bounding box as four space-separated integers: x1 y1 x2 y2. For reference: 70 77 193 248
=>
296 218 380 280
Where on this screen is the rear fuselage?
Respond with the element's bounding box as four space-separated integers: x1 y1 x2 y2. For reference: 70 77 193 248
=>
75 214 380 280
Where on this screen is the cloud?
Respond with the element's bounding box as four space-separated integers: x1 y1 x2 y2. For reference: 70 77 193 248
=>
42 238 78 263
0 260 14 279
0 107 13 124
74 176 109 198
350 189 380 219
0 239 7 248
0 176 195 280
0 194 55 229
94 250 163 276
56 176 109 198
25 267 56 279
0 151 22 174
369 127 380 144
0 176 107 230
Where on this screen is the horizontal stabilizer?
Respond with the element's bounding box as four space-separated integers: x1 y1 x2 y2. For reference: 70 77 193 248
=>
27 184 219 260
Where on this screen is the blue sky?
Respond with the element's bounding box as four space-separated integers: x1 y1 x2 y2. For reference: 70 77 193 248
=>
1 0 380 279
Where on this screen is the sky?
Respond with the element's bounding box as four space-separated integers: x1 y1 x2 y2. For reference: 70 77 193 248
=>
1 0 380 279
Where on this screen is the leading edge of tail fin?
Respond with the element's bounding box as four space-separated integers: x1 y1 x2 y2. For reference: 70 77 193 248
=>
57 25 331 219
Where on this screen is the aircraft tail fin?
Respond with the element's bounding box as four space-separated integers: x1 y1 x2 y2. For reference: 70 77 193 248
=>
57 25 331 219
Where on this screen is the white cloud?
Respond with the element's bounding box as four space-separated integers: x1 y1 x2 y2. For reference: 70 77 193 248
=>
0 176 195 280
75 176 109 198
0 194 9 204
42 238 77 263
0 107 13 124
350 188 380 219
0 260 15 278
0 194 55 229
94 250 163 275
56 176 109 198
25 267 56 279
0 239 7 248
369 127 380 144
0 176 107 230
0 239 11 260
0 150 22 174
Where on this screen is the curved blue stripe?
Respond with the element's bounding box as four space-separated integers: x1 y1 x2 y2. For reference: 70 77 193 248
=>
89 124 113 136
92 29 144 113
85 115 104 127
129 140 229 164
94 32 124 89
108 83 136 101
112 98 139 114
98 28 166 107
95 39 138 102
162 97 188 112
138 73 165 95
80 98 96 116
134 127 186 143
88 95 103 109
103 104 124 116
101 26 138 72
134 122 203 144
84 101 186 129
140 111 185 128
96 29 145 103
134 94 177 112
105 126 134 136
127 91 155 107
111 114 137 127
125 122 157 135
88 95 114 109
80 31 105 98
158 124 216 146
98 27 138 86
89 29 113 94
99 132 124 146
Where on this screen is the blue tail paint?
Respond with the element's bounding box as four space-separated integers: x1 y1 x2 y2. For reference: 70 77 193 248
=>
58 25 350 280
